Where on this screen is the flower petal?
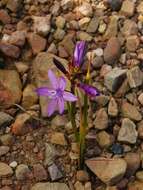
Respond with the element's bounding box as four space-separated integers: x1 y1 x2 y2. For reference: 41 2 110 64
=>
59 77 66 90
36 87 51 96
63 92 77 102
48 69 58 89
79 83 100 97
57 98 64 114
47 99 57 116
74 41 86 67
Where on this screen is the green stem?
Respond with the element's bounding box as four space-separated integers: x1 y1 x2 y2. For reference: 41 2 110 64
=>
70 102 79 142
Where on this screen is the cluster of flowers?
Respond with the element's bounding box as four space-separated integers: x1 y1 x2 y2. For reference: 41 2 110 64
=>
36 41 99 116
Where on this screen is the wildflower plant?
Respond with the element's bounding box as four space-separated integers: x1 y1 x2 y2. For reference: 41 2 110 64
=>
36 41 100 168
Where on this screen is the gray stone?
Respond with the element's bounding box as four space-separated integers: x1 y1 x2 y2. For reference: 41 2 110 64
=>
48 163 63 181
118 118 138 144
31 182 69 190
54 28 65 41
104 16 118 39
104 68 127 92
127 66 143 88
44 143 56 166
0 112 13 127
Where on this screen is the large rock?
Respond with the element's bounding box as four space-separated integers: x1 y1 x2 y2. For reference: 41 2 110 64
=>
31 182 69 190
104 68 127 92
32 52 69 117
0 162 13 177
0 70 22 108
121 102 142 121
86 158 127 185
118 118 138 144
78 2 93 17
104 37 121 64
121 20 138 37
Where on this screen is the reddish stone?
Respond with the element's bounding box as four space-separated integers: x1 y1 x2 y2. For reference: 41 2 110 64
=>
0 10 11 24
0 42 20 58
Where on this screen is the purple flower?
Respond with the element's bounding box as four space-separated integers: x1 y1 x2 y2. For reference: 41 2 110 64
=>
78 83 100 97
36 70 77 116
73 41 86 67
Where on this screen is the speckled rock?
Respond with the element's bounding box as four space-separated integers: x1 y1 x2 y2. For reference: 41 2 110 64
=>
118 118 138 144
94 108 108 130
104 68 126 92
86 158 127 185
0 70 22 108
0 162 13 177
104 37 121 64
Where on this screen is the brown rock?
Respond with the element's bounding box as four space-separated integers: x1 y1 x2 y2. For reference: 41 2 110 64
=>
126 35 140 52
108 97 118 117
27 33 47 54
120 0 135 17
121 20 138 37
138 93 143 105
0 70 22 108
94 108 108 130
0 10 11 24
128 181 143 190
33 164 48 182
0 42 20 58
86 158 127 185
121 101 142 121
0 162 13 177
50 132 67 146
22 84 38 109
118 118 138 144
11 112 37 135
124 153 140 177
76 170 89 182
104 37 121 64
96 131 113 148
138 121 143 139
6 0 22 12
8 31 26 47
